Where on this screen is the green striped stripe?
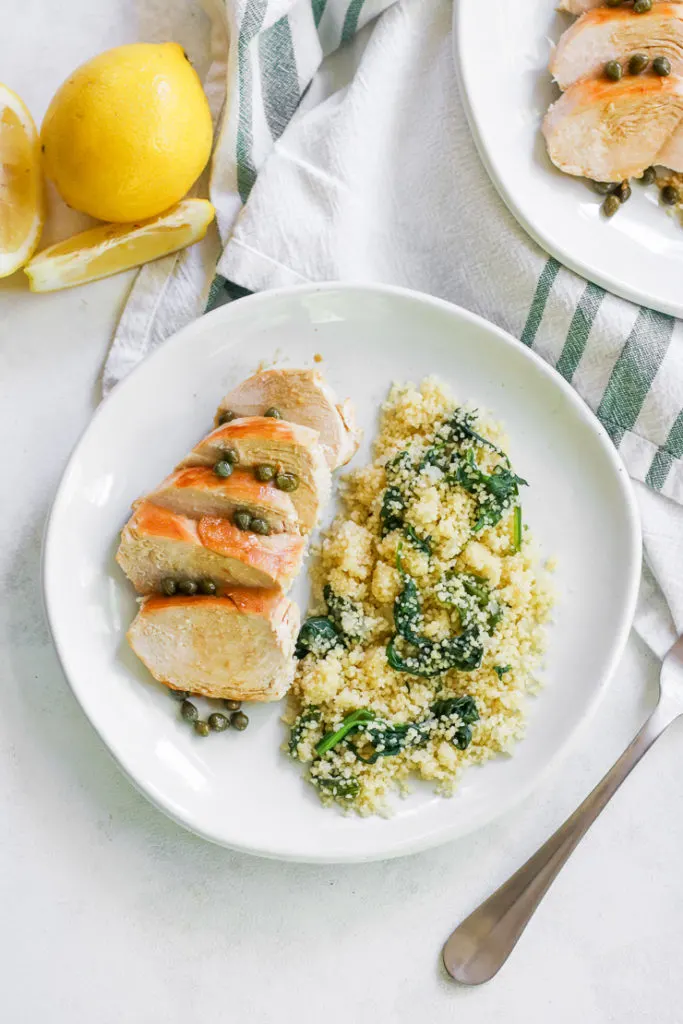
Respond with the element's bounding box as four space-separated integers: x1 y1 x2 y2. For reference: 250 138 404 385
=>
205 274 227 312
645 410 683 490
312 0 328 27
602 420 626 448
555 282 605 383
236 0 269 203
259 17 299 141
597 307 674 434
341 0 366 44
520 257 561 347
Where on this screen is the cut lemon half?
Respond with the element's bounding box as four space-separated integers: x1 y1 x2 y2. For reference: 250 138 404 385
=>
25 198 215 292
0 84 44 277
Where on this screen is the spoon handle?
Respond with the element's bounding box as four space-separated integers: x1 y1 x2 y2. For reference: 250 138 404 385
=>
443 701 677 985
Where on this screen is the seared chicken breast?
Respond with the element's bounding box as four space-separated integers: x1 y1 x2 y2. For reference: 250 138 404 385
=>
551 6 683 91
145 467 300 534
215 368 361 469
543 75 683 181
178 416 330 532
117 501 305 593
127 589 300 702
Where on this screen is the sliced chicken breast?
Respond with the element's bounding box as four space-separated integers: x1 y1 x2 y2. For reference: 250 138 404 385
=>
146 467 300 534
127 589 300 702
543 75 683 181
551 6 683 91
178 416 330 532
215 368 362 469
116 501 305 593
560 0 682 11
655 119 683 169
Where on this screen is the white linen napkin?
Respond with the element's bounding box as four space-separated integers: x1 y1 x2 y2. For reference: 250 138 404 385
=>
104 0 683 649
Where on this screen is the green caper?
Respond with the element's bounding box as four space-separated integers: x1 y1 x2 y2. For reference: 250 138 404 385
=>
181 700 198 722
218 410 236 424
223 699 242 711
234 509 252 531
221 447 240 465
603 194 621 217
275 472 299 492
214 460 234 479
653 56 671 76
178 579 198 596
605 0 623 5
593 181 617 195
633 0 652 11
160 578 177 596
604 60 622 82
628 53 649 75
208 712 229 732
250 517 270 535
264 407 282 419
194 720 211 737
640 166 656 185
198 579 217 595
231 711 249 731
255 464 276 482
661 184 680 205
170 689 190 701
617 181 632 203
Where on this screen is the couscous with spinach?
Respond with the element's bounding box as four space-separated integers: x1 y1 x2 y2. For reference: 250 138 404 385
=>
285 378 554 815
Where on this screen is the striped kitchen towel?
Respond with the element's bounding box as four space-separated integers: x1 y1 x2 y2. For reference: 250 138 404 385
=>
104 0 683 510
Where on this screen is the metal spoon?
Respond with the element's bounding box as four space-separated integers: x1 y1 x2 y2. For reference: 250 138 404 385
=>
443 634 683 985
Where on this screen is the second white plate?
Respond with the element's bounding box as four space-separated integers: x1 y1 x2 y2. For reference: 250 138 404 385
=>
455 0 683 318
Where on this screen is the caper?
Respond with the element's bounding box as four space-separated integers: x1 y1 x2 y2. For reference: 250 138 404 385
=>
170 689 190 701
640 166 656 185
218 410 236 424
221 447 240 465
633 0 652 11
603 194 621 217
234 509 252 531
208 712 229 732
223 699 242 711
198 579 217 595
275 472 299 492
255 464 276 482
214 460 234 479
250 517 270 535
181 700 198 722
661 184 680 205
593 181 617 195
178 579 198 596
231 711 249 731
605 0 623 5
617 181 632 203
653 56 671 76
604 60 622 82
264 407 282 419
160 578 177 596
194 720 211 737
628 53 649 75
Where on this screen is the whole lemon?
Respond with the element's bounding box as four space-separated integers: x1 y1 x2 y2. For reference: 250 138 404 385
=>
41 43 212 222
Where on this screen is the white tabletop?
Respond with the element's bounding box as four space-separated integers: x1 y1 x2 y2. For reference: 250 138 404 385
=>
2 3 682 1022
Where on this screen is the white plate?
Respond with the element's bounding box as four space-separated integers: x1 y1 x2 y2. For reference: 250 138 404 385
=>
43 283 640 863
455 1 683 318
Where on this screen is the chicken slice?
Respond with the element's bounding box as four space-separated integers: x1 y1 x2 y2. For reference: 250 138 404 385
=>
655 119 683 169
145 467 300 534
116 501 305 593
543 75 683 181
127 588 300 702
551 6 683 91
215 368 362 469
178 416 330 533
560 0 682 11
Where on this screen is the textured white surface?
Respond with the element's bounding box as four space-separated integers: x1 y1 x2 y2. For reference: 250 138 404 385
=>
1 2 683 1021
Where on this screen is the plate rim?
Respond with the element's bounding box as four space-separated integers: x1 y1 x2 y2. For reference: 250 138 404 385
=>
453 1 683 320
42 281 642 863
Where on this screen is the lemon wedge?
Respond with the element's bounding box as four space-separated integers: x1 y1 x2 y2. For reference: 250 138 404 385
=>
24 199 215 292
0 84 44 277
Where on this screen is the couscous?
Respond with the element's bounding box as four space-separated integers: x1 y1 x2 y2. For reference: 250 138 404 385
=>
285 378 554 815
